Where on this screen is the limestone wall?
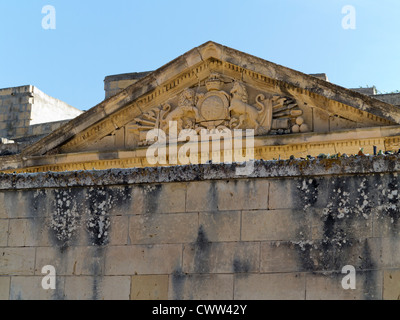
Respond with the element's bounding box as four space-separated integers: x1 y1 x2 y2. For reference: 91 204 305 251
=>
0 86 34 139
1 157 400 300
0 85 82 140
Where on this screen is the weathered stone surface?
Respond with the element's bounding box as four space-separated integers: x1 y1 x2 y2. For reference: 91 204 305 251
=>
0 219 8 247
131 275 168 300
104 245 182 275
383 270 400 300
64 276 131 300
216 180 269 211
169 274 233 300
8 218 50 247
268 180 297 210
305 271 382 300
109 216 129 245
0 193 6 219
183 241 259 274
0 248 35 275
186 181 214 212
1 156 400 300
234 273 305 300
0 277 10 300
260 241 304 273
186 180 268 212
128 213 198 244
10 276 65 300
131 183 186 215
2 157 400 190
198 211 240 242
241 209 310 241
35 246 106 276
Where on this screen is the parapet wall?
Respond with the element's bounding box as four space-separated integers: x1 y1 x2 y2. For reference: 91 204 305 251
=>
1 157 400 300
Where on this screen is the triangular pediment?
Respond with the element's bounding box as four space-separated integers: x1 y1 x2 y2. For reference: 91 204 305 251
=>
3 41 400 172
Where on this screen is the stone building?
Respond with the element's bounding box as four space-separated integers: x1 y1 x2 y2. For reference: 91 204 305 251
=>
0 85 83 156
1 42 400 300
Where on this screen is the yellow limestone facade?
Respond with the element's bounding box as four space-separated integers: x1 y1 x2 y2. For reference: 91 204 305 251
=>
3 42 400 300
1 41 400 173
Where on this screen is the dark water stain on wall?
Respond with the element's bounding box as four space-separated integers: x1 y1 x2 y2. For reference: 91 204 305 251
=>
233 257 250 273
171 267 186 300
90 247 105 300
359 240 378 300
141 184 162 214
207 181 219 212
193 226 211 274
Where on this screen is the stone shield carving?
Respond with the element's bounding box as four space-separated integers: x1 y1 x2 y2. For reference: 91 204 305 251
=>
130 73 309 145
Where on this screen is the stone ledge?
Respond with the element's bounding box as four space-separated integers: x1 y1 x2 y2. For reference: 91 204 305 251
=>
0 155 399 190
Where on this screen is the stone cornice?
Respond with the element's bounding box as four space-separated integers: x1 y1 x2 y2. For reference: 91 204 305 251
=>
1 155 400 190
2 125 400 173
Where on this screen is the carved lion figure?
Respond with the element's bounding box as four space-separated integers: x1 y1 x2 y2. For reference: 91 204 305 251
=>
229 82 265 130
161 89 200 132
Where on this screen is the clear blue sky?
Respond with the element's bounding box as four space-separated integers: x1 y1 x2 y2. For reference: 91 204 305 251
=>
1 0 400 111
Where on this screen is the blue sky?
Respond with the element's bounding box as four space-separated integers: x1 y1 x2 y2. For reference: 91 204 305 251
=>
1 0 400 111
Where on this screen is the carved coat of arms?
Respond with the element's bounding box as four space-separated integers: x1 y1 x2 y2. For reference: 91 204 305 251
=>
131 73 309 145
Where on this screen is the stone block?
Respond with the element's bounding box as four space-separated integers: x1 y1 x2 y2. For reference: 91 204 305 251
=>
0 277 10 300
306 271 382 300
215 180 269 211
104 245 182 275
10 276 65 300
109 216 129 245
169 274 233 300
311 210 373 241
131 183 186 215
383 270 400 300
1 190 49 218
8 218 50 247
0 248 35 275
131 275 168 300
260 241 304 273
373 208 400 238
182 242 259 274
241 209 311 241
0 193 6 219
128 213 198 244
35 246 106 276
64 276 131 300
198 211 241 242
268 179 296 210
332 238 382 272
234 273 305 300
0 220 8 247
186 181 214 212
186 179 268 212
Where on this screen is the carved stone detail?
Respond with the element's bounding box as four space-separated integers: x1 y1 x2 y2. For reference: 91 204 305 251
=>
129 73 309 145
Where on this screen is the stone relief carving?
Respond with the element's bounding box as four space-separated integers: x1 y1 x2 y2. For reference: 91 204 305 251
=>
130 73 309 145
